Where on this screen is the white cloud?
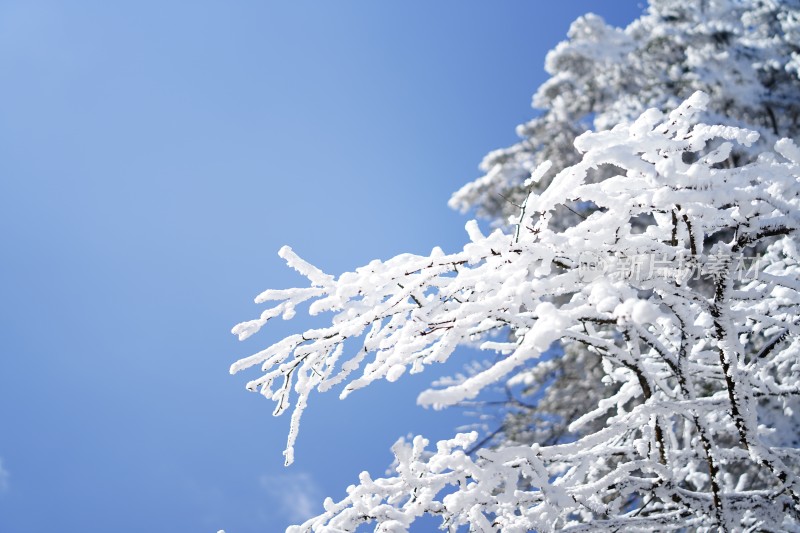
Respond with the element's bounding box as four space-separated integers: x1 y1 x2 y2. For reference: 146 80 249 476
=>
0 458 9 493
260 472 321 523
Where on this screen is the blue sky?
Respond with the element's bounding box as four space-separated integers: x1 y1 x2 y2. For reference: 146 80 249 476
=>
0 2 642 531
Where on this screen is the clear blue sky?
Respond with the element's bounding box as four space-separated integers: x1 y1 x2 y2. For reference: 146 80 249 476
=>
0 2 642 531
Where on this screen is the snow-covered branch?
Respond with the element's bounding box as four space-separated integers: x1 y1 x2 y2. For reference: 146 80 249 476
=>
233 92 800 530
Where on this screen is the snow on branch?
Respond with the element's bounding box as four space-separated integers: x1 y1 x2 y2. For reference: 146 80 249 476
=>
232 93 800 531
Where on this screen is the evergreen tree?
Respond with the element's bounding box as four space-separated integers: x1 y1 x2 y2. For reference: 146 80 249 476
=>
231 2 800 530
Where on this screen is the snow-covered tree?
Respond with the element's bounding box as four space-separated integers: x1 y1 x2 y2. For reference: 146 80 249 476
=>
450 0 800 224
232 92 800 530
231 2 800 530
